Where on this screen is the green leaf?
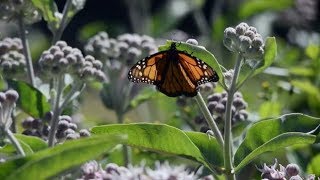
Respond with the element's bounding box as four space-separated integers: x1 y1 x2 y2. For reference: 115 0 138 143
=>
253 37 277 76
259 101 281 119
291 80 320 114
234 113 320 172
291 80 320 100
185 132 223 170
289 67 315 77
237 37 277 88
15 134 47 152
1 135 47 155
91 123 221 171
305 44 320 61
159 41 224 87
7 79 51 118
31 0 60 32
307 154 320 176
238 0 294 18
0 134 126 180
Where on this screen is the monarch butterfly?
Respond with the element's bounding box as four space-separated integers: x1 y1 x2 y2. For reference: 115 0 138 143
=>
128 42 219 97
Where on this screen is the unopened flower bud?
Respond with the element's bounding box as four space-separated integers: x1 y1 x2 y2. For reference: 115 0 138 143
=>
94 70 107 82
79 129 91 137
22 117 33 129
49 46 60 54
65 128 75 135
66 54 77 64
58 58 69 67
66 133 80 140
208 101 218 113
62 46 73 55
252 37 264 48
224 27 237 39
0 92 7 103
214 103 225 114
85 55 95 63
43 111 53 122
186 39 198 45
128 47 141 59
53 51 64 61
60 115 72 123
236 23 248 35
208 94 221 102
68 123 77 130
239 35 252 52
290 175 303 180
248 26 257 33
233 97 246 109
244 30 255 40
118 42 129 53
93 60 103 70
5 89 19 103
56 41 68 49
286 164 300 177
58 120 69 131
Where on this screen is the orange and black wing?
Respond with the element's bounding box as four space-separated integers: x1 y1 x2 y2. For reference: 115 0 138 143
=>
157 51 219 97
156 59 199 97
177 51 219 86
128 52 167 84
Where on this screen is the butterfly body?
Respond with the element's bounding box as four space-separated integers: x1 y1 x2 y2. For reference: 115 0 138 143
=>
128 43 219 97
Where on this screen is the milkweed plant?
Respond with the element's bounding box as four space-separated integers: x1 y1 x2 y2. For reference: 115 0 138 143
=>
0 0 319 180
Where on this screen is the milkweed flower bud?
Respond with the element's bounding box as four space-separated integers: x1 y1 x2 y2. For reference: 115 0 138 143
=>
236 23 248 35
0 0 41 24
186 39 198 45
0 89 19 130
0 37 26 76
79 129 91 137
5 89 19 103
286 164 300 177
224 22 265 60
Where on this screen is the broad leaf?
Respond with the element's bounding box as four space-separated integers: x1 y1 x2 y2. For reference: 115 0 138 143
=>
91 123 222 172
238 37 277 88
0 134 126 180
234 113 320 172
0 135 47 155
31 0 60 32
15 134 47 152
253 37 277 76
185 132 223 171
159 41 224 88
7 79 51 118
307 154 320 176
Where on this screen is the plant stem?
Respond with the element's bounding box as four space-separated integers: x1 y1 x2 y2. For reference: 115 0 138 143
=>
52 0 73 44
5 128 25 157
195 92 224 147
48 75 64 147
17 14 35 87
59 82 85 111
117 113 130 167
224 54 242 180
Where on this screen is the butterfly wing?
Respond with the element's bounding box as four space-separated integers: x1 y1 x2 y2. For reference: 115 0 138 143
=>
128 47 219 97
177 52 219 86
128 52 167 84
157 59 197 97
